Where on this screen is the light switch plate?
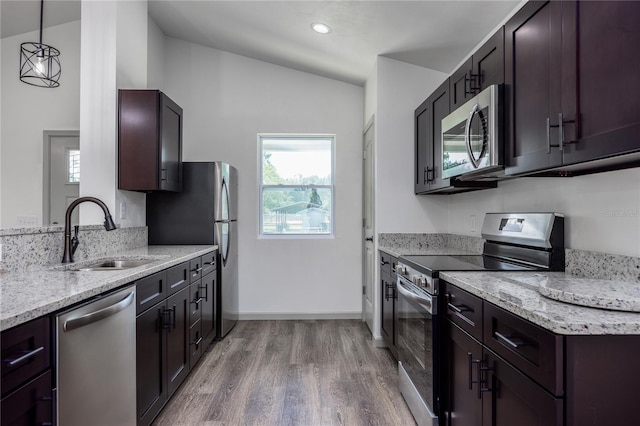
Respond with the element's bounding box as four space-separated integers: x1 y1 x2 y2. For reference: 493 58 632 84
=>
470 215 476 233
120 202 127 220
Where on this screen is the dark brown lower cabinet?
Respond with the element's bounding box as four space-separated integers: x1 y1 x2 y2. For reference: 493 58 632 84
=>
166 287 190 397
447 321 562 426
0 371 53 426
136 300 167 426
200 271 217 349
136 286 190 426
482 350 562 426
447 322 482 426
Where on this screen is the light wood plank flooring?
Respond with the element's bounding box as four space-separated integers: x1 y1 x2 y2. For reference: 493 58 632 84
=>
153 320 416 425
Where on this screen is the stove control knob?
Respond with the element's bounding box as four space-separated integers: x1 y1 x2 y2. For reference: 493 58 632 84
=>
397 265 407 275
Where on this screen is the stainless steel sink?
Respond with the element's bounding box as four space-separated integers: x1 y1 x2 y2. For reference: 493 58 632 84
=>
75 259 154 271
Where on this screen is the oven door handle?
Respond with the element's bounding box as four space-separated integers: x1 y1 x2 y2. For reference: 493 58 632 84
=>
397 279 434 313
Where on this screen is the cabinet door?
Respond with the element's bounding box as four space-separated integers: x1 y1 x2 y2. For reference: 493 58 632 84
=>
159 93 183 192
380 272 394 353
446 322 482 426
189 319 203 368
166 287 190 397
427 80 452 191
1 371 52 426
482 349 563 426
200 271 216 347
561 1 640 166
473 27 504 91
450 58 474 111
415 97 431 194
136 301 167 426
505 1 564 175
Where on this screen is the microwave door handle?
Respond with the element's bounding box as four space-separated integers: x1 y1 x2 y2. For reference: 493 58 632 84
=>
465 103 480 169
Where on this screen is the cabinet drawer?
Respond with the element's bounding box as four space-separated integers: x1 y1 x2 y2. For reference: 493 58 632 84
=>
201 251 217 276
189 319 203 367
136 271 166 315
1 370 53 426
189 281 203 327
379 252 392 276
189 258 203 283
483 302 563 396
1 317 50 397
167 261 190 295
445 283 483 341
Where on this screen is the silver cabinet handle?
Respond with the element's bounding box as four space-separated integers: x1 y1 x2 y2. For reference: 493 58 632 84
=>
494 331 527 349
64 291 135 332
4 346 44 366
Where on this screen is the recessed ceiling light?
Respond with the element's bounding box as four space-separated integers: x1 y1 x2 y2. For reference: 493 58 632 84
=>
311 23 332 34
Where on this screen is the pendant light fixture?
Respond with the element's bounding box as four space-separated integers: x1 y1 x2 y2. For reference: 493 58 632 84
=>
19 0 61 88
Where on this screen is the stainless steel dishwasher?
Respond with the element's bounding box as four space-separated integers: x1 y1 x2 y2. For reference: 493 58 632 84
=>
56 285 136 426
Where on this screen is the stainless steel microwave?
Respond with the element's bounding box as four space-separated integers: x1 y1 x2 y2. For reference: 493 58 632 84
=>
441 84 503 179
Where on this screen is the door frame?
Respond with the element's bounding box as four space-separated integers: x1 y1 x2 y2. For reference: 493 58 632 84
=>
42 130 80 225
362 116 376 329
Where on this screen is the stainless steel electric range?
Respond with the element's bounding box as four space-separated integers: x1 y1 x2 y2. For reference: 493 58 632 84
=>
396 212 565 426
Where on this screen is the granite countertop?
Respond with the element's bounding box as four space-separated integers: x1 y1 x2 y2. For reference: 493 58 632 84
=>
0 245 217 331
440 271 640 335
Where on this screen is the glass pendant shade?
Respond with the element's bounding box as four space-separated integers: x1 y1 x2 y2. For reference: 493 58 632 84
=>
20 42 61 87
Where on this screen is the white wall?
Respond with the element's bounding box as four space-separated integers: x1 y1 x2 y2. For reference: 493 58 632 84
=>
375 57 449 233
447 169 640 257
1 21 81 228
162 38 364 317
147 16 165 90
79 0 147 227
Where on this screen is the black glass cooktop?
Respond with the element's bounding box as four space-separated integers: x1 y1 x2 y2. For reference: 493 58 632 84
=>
399 254 540 276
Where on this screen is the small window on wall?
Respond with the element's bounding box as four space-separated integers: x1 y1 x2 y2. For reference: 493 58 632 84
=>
259 134 335 237
67 149 80 183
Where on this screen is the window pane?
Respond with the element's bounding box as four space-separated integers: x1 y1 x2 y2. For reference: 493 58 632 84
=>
262 187 332 234
262 138 332 185
67 149 80 183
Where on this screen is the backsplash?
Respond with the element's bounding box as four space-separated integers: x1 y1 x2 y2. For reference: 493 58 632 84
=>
0 226 147 271
566 249 640 283
378 233 484 255
378 233 640 283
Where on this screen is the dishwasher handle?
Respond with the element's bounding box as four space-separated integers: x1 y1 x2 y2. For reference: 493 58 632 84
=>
63 291 135 332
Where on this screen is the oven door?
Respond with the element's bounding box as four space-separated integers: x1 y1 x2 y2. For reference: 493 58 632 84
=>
397 275 440 426
441 84 501 179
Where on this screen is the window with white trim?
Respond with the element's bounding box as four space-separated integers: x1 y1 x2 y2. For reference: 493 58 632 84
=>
259 134 334 237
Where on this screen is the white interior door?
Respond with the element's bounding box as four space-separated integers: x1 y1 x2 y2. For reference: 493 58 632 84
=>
44 131 80 225
362 119 375 333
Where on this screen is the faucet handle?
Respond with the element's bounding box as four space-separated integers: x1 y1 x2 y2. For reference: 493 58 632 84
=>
71 226 80 256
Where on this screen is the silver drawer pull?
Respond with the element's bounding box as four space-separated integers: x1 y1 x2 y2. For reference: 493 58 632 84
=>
4 346 45 366
494 331 528 349
447 302 472 314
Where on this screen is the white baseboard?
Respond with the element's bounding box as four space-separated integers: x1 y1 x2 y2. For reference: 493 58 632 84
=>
238 311 362 320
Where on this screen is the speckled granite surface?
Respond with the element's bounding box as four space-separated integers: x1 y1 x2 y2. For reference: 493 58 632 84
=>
441 271 640 335
0 245 217 331
377 233 482 257
0 226 147 271
539 277 640 312
565 248 640 283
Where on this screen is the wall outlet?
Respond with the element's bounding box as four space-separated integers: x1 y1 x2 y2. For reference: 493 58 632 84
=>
120 202 127 220
16 216 38 227
470 215 476 233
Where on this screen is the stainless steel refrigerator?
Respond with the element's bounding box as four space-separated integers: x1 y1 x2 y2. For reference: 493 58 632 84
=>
147 161 238 338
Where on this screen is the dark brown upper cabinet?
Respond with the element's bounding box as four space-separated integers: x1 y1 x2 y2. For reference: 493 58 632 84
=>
505 0 640 177
118 90 183 192
450 28 505 111
415 79 497 195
